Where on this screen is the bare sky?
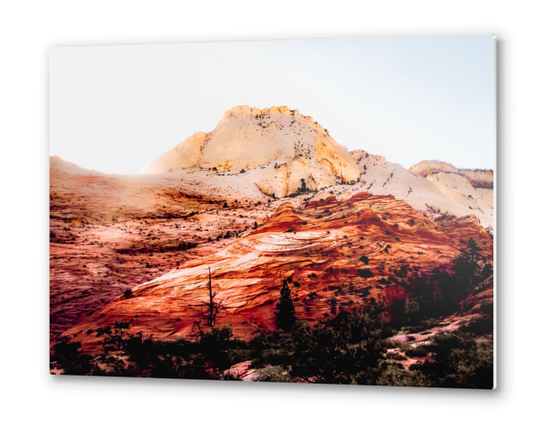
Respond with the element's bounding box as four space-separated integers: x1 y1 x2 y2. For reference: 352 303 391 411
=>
49 35 495 175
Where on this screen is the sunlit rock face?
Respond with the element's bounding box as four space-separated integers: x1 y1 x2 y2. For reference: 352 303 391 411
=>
141 106 361 198
316 150 493 227
458 169 493 187
408 159 494 218
425 172 493 215
62 192 493 354
409 160 493 190
408 160 459 177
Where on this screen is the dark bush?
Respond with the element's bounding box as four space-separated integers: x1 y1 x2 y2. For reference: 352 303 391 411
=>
358 269 374 278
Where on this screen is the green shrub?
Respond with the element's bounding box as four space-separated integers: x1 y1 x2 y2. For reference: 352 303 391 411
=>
404 345 429 358
256 366 295 382
377 363 430 387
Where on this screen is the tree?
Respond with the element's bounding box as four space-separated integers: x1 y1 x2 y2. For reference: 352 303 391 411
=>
96 321 131 353
200 267 223 328
328 295 338 315
52 336 92 375
453 237 484 292
275 278 296 331
299 178 307 193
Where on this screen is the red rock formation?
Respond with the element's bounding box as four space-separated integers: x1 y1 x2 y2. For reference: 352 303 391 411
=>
60 191 493 354
49 165 272 341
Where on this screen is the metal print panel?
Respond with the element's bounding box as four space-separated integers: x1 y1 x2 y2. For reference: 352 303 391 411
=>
49 35 495 388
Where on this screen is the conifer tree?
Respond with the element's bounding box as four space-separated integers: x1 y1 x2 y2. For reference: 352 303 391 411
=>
276 278 296 331
300 178 307 193
453 238 483 277
452 237 485 293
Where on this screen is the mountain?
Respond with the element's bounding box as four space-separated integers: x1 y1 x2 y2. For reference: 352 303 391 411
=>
50 106 494 368
140 107 493 227
141 105 361 198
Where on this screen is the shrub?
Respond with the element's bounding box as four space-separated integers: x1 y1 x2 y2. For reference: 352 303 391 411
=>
404 345 429 358
51 337 92 375
256 366 295 382
413 331 493 389
377 363 430 387
358 269 374 278
460 316 493 336
386 351 407 361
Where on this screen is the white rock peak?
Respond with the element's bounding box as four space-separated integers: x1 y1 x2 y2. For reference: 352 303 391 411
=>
141 105 361 198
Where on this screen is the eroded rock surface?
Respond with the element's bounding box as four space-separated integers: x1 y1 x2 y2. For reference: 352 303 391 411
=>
60 192 492 354
50 159 275 340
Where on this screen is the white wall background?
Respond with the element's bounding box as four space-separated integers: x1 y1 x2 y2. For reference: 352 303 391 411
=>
1 1 540 423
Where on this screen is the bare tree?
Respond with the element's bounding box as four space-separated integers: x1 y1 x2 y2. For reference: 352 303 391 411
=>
200 267 224 328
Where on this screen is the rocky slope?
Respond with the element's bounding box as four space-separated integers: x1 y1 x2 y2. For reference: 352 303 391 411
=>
407 159 494 223
408 160 494 188
425 172 493 215
298 150 495 227
458 169 494 187
61 192 492 354
50 157 275 339
141 105 361 198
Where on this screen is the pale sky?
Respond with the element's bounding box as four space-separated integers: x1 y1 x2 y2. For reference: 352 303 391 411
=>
49 35 495 175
